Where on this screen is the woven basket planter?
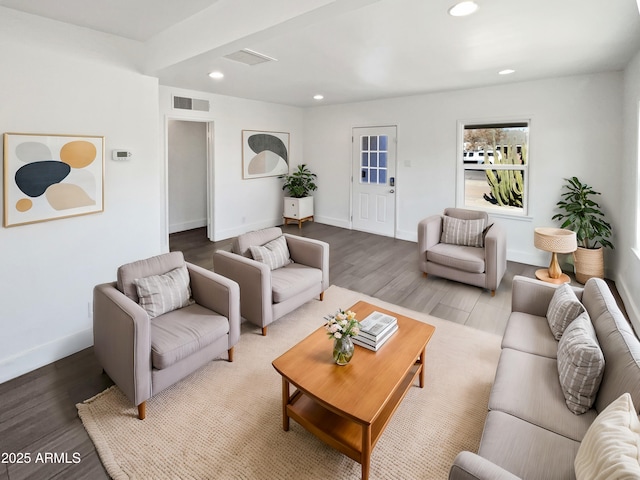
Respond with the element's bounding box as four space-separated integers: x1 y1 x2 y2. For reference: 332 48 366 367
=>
573 246 604 284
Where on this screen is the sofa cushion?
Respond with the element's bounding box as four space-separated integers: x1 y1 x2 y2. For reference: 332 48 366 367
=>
133 264 194 318
501 312 558 358
586 279 640 415
547 283 585 340
557 312 605 414
441 215 486 248
233 227 282 258
150 303 230 370
479 410 580 480
249 235 292 270
575 393 640 480
489 348 596 441
271 263 322 304
426 243 485 274
117 251 186 302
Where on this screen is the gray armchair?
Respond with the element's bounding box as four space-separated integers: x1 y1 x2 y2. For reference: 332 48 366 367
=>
418 208 507 296
213 227 329 336
93 251 240 420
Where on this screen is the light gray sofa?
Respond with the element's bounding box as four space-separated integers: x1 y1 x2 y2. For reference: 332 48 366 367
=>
418 208 507 296
450 275 640 480
213 227 329 336
93 251 240 419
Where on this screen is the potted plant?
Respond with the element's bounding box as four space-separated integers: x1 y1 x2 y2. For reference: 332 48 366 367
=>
280 164 317 228
552 176 614 284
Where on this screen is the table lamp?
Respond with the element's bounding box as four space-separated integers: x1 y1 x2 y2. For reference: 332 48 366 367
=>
534 227 577 284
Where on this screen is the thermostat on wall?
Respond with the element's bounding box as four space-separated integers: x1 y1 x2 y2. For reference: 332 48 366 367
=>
112 150 132 161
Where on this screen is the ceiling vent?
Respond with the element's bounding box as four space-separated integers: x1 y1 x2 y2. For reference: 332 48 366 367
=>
223 48 277 66
173 96 210 112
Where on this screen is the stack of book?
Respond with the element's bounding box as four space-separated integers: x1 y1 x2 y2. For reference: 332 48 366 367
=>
352 311 398 351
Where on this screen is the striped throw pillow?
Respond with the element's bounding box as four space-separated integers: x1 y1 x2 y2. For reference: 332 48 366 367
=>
547 283 585 340
249 235 292 270
133 264 194 318
557 312 605 415
440 215 486 248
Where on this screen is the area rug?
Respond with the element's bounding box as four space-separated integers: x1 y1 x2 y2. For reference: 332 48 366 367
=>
77 285 501 479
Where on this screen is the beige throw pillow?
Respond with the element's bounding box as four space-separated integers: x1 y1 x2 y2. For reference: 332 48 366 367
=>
133 264 194 318
557 312 605 414
440 216 486 248
249 235 291 270
575 393 640 479
547 283 585 340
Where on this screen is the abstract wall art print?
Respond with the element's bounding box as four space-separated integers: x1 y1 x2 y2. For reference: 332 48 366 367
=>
242 130 289 179
3 133 105 227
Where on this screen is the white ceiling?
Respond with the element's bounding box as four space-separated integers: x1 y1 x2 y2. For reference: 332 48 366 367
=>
2 0 640 107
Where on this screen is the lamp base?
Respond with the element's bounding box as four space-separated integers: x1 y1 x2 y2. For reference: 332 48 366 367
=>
535 268 571 285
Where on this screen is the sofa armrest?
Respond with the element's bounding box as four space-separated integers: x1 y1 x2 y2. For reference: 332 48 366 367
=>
449 452 521 480
213 250 272 328
93 282 152 406
418 215 443 256
484 222 507 291
284 234 330 290
187 263 241 348
511 275 584 316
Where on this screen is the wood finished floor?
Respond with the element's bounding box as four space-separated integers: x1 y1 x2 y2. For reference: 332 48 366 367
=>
0 223 624 480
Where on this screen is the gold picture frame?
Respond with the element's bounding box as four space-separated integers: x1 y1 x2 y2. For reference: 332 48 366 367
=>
3 133 105 227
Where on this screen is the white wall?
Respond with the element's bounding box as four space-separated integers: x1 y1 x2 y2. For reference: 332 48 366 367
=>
303 72 624 270
617 48 640 332
159 86 304 245
0 9 162 383
168 120 208 233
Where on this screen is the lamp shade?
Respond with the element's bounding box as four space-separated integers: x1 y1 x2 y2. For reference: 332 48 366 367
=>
534 227 577 254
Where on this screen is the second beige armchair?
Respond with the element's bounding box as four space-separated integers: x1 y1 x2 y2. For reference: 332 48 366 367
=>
214 227 329 335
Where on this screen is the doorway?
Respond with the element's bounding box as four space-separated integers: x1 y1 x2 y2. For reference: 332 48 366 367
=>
167 119 214 240
351 126 397 237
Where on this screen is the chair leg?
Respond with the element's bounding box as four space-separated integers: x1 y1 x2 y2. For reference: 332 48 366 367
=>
423 272 428 278
137 401 146 420
319 291 324 301
262 326 268 336
228 346 234 362
490 289 496 297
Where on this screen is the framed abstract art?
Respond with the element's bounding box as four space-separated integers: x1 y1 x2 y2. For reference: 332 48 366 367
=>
242 130 289 179
3 133 105 227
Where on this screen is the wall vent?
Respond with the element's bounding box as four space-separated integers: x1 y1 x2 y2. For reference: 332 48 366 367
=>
172 96 210 112
224 48 277 66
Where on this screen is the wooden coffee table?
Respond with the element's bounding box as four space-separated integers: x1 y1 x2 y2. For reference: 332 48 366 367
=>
271 301 435 479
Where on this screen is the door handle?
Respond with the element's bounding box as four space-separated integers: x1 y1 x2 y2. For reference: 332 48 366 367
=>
390 189 395 193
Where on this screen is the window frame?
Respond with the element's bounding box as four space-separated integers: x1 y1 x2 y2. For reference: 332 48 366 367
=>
456 118 531 217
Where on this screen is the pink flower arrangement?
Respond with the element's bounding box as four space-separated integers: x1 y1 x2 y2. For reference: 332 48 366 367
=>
324 309 359 340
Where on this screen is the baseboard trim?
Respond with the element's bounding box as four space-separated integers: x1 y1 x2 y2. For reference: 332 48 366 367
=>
169 219 207 234
214 218 282 242
312 215 350 229
0 328 93 384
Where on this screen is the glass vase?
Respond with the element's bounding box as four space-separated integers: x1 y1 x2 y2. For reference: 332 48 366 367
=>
333 336 354 365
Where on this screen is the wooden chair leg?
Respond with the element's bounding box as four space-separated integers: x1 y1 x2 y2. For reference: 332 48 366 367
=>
137 401 146 420
319 291 324 301
262 326 268 336
228 346 234 362
491 289 496 297
423 272 428 278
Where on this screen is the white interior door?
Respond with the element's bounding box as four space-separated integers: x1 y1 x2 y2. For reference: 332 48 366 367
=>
351 126 397 237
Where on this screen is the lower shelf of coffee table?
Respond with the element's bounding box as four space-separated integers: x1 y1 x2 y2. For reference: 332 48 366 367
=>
286 363 421 463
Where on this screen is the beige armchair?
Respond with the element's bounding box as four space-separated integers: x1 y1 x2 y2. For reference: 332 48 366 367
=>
93 251 240 420
418 208 507 296
213 227 329 336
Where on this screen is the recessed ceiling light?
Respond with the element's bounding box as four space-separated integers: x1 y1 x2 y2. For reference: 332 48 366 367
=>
208 71 224 79
448 1 479 17
498 69 515 75
313 94 324 100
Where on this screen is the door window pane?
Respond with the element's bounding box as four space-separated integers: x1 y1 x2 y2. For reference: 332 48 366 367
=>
361 153 368 166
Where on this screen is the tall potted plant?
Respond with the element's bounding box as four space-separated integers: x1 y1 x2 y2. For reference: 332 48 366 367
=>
552 176 614 284
280 164 317 227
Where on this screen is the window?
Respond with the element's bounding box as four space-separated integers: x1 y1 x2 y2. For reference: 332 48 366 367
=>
459 121 529 215
360 135 388 185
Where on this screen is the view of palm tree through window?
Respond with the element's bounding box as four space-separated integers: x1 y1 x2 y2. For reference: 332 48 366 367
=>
463 122 529 215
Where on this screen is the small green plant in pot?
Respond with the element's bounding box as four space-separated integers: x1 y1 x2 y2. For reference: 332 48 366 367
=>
280 164 317 198
552 176 614 284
